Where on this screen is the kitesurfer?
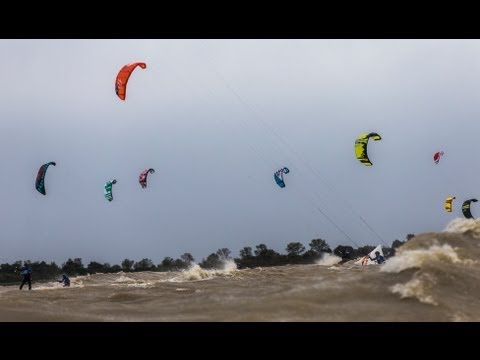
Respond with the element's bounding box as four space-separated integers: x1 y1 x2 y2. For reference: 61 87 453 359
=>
57 274 70 287
369 251 385 264
17 261 32 290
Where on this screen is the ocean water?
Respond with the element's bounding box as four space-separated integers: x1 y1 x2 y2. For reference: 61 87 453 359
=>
1 218 479 321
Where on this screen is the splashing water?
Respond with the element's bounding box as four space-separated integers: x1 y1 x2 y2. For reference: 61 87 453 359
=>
381 243 464 273
444 218 480 239
171 259 238 282
1 219 480 320
390 274 439 305
316 253 342 266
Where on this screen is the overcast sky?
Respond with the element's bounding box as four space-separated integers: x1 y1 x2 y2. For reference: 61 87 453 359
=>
1 39 479 265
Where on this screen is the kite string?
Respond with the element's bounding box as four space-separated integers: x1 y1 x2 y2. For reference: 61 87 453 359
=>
158 48 362 249
194 41 389 248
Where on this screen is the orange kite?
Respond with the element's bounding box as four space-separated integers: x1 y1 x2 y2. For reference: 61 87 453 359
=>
115 62 147 100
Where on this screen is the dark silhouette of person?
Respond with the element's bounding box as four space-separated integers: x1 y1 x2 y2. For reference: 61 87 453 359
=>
369 251 386 264
17 262 32 290
58 274 70 287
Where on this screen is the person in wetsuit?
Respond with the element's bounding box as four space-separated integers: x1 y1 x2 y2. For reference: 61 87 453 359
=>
58 274 70 287
369 251 386 264
17 262 32 290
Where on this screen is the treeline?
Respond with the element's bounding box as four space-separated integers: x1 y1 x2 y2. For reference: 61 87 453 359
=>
0 234 414 285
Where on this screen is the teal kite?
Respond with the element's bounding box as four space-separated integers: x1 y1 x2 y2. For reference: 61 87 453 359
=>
35 161 56 195
104 179 117 202
274 167 290 188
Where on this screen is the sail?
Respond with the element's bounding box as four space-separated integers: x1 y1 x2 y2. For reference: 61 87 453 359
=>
354 244 384 266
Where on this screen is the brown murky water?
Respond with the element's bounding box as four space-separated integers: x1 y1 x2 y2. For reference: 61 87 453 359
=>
1 219 480 321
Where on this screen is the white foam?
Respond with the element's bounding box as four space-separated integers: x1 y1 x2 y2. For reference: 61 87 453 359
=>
170 260 238 282
390 276 438 306
315 253 342 266
450 312 472 322
27 283 61 291
114 275 137 283
124 283 151 288
444 218 480 238
381 243 462 273
31 281 84 290
221 259 238 273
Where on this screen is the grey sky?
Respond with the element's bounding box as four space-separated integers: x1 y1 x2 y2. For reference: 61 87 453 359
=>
1 39 479 265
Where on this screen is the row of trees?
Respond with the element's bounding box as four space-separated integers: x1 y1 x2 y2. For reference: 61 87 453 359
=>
200 234 413 269
0 235 413 284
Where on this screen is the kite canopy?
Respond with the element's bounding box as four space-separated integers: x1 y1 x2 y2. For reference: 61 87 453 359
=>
445 196 455 213
354 245 385 266
139 168 155 189
462 198 478 219
35 161 56 195
354 132 382 166
274 167 290 188
433 151 444 164
115 62 147 100
104 179 117 202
